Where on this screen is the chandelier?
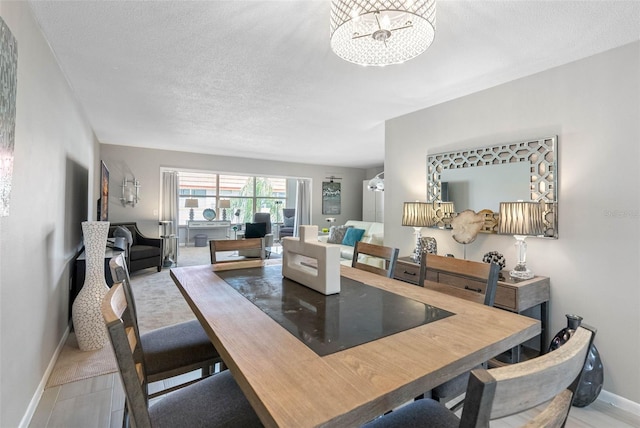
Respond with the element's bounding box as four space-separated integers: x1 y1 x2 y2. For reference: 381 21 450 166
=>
330 0 436 66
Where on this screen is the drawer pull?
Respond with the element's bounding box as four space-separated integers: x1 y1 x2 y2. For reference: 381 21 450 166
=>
465 285 482 293
403 271 416 276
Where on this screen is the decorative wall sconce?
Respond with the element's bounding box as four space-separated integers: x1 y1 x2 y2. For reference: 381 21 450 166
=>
120 176 140 207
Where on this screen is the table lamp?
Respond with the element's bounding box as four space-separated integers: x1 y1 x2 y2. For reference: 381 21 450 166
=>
219 199 231 221
185 198 198 221
498 201 544 280
402 202 435 263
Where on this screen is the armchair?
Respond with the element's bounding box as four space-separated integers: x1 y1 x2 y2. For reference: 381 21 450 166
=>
108 222 163 273
279 208 295 240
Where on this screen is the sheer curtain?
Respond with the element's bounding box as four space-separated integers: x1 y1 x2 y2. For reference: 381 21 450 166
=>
161 171 179 261
294 179 311 237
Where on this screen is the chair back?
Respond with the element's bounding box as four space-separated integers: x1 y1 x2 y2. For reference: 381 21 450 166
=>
108 254 145 366
253 212 272 234
351 242 399 278
418 253 499 306
209 238 265 264
460 325 596 427
102 282 152 428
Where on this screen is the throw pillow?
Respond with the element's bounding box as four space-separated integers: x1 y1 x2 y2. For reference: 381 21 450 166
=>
283 216 295 227
342 228 365 247
245 222 267 239
327 225 352 244
113 226 133 246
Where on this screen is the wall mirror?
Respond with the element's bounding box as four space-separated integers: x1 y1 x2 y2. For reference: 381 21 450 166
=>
426 136 558 238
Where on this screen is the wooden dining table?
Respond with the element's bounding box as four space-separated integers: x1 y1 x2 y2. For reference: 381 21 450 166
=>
170 261 540 428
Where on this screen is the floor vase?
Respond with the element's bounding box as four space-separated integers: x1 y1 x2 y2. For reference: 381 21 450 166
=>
72 221 110 351
549 314 604 407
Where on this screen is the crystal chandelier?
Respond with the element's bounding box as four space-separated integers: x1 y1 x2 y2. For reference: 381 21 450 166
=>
330 0 436 66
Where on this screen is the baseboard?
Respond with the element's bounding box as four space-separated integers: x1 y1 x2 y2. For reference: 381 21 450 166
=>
598 389 640 417
19 325 71 428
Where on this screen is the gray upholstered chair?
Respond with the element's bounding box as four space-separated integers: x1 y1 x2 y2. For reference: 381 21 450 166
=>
351 242 399 278
102 282 263 428
109 254 222 399
279 208 295 240
363 325 596 428
417 252 500 410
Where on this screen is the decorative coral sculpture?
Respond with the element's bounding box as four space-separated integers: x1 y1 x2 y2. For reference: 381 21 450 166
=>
451 209 484 244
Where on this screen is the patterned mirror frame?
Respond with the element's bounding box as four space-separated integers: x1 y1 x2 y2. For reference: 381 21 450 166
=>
427 136 558 238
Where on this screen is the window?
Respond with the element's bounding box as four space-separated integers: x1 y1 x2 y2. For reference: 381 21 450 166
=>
178 172 287 225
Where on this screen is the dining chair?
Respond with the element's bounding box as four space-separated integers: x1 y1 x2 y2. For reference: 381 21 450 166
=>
102 282 263 428
417 253 501 410
109 254 222 398
209 237 265 264
351 241 399 278
363 324 596 428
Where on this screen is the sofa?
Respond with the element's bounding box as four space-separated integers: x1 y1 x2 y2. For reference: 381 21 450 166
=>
108 222 163 273
317 220 384 266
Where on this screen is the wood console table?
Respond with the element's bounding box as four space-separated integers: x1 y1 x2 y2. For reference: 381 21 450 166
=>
393 256 550 364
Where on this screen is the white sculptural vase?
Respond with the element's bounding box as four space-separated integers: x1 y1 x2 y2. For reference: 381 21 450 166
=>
72 221 110 351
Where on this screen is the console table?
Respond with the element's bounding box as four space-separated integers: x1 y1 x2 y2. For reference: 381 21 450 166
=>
186 220 231 245
393 256 550 364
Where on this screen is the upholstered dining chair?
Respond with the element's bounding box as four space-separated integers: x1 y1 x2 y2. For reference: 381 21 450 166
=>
209 238 265 264
351 242 399 278
363 325 596 428
417 252 501 410
109 254 222 398
102 282 263 428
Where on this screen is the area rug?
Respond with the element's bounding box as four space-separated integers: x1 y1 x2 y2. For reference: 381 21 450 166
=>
45 332 117 388
46 244 282 387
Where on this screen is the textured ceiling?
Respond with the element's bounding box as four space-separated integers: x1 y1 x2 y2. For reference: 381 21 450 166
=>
28 1 640 168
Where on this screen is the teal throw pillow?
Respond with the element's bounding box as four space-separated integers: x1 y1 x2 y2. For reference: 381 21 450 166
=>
342 228 365 247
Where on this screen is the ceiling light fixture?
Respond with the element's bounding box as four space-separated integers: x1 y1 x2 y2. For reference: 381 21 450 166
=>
330 0 436 66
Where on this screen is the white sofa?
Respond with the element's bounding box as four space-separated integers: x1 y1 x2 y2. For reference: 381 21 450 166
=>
318 220 384 265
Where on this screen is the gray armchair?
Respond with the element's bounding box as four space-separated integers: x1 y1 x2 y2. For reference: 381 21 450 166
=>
279 208 295 240
108 222 163 273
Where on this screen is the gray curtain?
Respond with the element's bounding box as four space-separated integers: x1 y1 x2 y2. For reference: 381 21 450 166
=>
294 179 311 237
161 171 179 261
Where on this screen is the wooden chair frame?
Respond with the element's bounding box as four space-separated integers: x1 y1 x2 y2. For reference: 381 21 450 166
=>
351 241 399 278
418 253 500 306
460 325 596 427
209 238 265 264
109 254 220 396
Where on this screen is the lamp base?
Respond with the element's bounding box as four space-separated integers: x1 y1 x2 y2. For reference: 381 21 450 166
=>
510 264 534 280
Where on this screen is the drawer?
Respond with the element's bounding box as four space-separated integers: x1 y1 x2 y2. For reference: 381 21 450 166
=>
393 262 420 285
494 285 517 312
438 272 486 295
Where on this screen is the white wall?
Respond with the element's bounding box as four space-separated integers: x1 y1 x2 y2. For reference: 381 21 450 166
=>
100 144 368 237
0 3 99 426
385 42 640 404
